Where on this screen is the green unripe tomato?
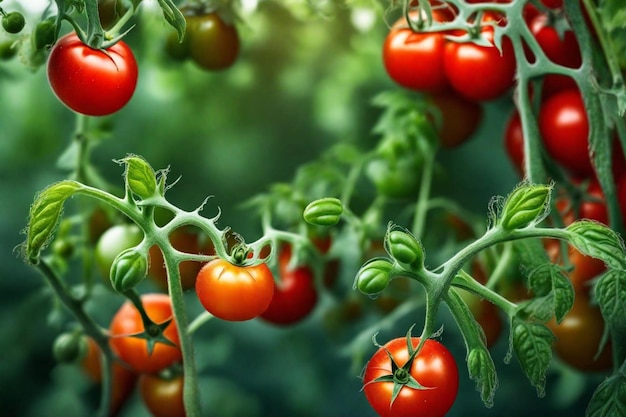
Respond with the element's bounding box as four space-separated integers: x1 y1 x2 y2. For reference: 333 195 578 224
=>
354 258 394 297
387 229 424 270
95 224 143 283
0 40 16 60
53 333 88 364
32 18 56 50
110 248 148 293
2 12 25 34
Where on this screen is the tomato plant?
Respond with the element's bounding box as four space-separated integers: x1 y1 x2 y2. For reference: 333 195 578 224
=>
260 244 318 325
109 293 182 374
47 33 138 116
362 336 459 417
139 373 186 417
195 258 275 321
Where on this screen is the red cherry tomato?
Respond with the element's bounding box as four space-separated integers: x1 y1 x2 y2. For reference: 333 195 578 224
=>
363 337 459 417
504 110 525 175
382 9 453 93
260 244 318 325
47 33 138 116
109 294 182 374
139 374 186 417
528 13 581 96
195 258 275 321
547 294 612 372
443 15 516 101
430 93 483 148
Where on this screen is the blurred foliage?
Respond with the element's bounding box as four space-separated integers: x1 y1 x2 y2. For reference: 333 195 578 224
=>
0 0 606 416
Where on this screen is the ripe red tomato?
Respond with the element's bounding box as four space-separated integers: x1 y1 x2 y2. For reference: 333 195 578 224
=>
430 93 483 148
47 33 138 116
382 9 452 93
539 89 593 177
139 374 185 417
195 258 275 321
528 13 581 97
443 15 516 101
109 294 182 374
81 337 138 416
260 244 318 325
504 110 525 175
363 337 458 417
187 12 240 71
547 293 612 372
148 227 215 291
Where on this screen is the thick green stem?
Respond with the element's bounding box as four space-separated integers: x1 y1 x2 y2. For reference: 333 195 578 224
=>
411 152 434 240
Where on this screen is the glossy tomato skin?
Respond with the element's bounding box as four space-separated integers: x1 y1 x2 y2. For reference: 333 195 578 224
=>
195 258 275 321
443 20 516 102
539 89 593 177
47 33 138 116
109 294 182 374
260 245 318 325
139 374 186 417
81 337 138 416
187 13 240 71
363 337 459 417
382 10 452 93
547 294 612 372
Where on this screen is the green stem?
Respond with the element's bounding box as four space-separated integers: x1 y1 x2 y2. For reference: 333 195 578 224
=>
164 250 202 417
453 269 518 316
187 311 215 335
411 152 434 240
444 288 490 350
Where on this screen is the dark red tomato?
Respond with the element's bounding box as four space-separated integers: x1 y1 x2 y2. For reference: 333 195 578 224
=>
139 374 185 417
187 12 240 71
363 337 459 417
429 93 483 148
504 111 525 175
529 13 581 96
148 227 215 291
547 293 612 372
81 337 138 416
541 0 563 8
109 294 182 374
47 33 138 116
195 258 275 321
443 16 516 101
260 244 318 325
382 9 452 93
539 89 593 177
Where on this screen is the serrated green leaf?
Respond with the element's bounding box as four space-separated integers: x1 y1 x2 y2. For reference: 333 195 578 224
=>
567 220 626 270
511 319 554 397
552 270 574 323
156 0 186 40
527 264 556 297
123 155 158 200
519 295 555 323
595 269 626 329
25 180 82 263
467 348 498 408
586 371 626 417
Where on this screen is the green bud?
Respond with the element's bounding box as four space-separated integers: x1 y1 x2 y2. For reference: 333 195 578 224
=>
122 155 158 200
387 229 424 269
303 197 343 227
354 258 394 297
53 333 88 364
32 18 56 50
0 40 16 60
500 184 551 231
110 248 148 293
2 11 25 34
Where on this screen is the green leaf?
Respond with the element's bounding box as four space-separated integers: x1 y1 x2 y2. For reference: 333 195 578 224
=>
467 348 498 408
595 269 626 330
156 0 186 41
586 371 626 417
511 318 554 397
552 270 575 323
519 294 555 323
122 155 158 200
500 183 551 231
567 220 626 270
526 263 556 297
24 180 82 263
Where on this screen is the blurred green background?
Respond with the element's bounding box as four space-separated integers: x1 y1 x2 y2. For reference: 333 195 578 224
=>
0 1 606 416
